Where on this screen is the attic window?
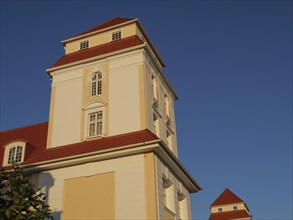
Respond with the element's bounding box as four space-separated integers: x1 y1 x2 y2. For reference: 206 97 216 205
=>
112 31 121 41
3 141 26 166
218 208 223 212
80 40 89 50
233 205 238 210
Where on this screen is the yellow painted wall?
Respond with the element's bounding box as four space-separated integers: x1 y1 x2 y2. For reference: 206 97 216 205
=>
49 69 83 148
62 172 115 220
65 23 137 54
144 153 158 219
164 207 176 220
211 203 247 213
80 63 109 139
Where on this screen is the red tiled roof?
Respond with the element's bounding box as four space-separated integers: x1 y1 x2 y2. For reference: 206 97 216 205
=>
70 17 136 39
209 210 250 220
211 189 244 206
25 129 158 165
0 122 159 167
0 122 48 166
49 35 144 69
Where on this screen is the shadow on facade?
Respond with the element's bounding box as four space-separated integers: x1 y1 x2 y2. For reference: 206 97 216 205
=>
37 172 62 220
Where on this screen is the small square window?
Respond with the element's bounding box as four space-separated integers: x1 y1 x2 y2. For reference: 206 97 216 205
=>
233 205 238 210
112 31 121 41
80 41 89 50
218 207 223 212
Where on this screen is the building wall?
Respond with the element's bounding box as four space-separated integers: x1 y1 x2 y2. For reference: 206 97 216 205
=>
65 23 137 54
36 154 148 220
108 51 144 136
156 156 192 220
47 67 83 148
211 203 248 213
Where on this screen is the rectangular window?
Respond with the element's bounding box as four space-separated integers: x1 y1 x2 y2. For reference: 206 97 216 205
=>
112 31 121 41
163 178 175 213
89 111 103 137
178 192 187 220
218 207 223 212
80 40 89 50
233 205 238 210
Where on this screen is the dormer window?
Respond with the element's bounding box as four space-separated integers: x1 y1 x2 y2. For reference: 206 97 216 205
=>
80 40 89 50
112 31 121 41
3 141 26 166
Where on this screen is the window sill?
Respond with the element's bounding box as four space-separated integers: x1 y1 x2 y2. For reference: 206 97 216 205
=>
83 133 106 141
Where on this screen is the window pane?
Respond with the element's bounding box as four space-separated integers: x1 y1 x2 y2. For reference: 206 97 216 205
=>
92 82 97 96
89 123 95 136
97 122 102 135
97 81 102 95
15 146 23 163
8 147 15 164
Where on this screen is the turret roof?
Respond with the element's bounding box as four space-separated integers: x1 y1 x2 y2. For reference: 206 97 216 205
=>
211 188 244 206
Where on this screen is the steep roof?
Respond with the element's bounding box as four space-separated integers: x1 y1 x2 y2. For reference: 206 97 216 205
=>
48 35 144 70
0 122 158 167
209 210 250 220
68 17 136 40
211 188 244 206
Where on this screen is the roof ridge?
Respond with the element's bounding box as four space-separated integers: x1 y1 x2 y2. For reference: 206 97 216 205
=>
0 122 48 133
68 17 136 40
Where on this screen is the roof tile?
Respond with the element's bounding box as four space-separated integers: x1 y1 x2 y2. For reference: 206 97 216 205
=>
211 188 244 206
0 122 158 167
70 17 135 39
209 210 250 220
49 35 144 69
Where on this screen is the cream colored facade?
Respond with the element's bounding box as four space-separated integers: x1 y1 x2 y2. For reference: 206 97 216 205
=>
24 18 201 220
211 203 248 213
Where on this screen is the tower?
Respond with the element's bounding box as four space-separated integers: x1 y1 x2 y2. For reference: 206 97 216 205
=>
0 17 201 219
209 188 252 220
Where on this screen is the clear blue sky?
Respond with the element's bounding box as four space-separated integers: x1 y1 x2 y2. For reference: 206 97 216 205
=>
1 1 292 219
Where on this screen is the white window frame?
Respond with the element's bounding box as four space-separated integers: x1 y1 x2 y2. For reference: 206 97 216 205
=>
233 205 238 210
3 141 26 166
88 111 103 137
90 72 103 97
111 31 121 41
80 40 89 50
83 102 106 140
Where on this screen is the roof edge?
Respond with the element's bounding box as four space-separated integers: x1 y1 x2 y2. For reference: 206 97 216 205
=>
46 43 146 73
61 18 138 44
0 122 48 133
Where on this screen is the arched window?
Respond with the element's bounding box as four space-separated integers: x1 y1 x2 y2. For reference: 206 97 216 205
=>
8 146 23 164
3 141 26 166
91 72 102 96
